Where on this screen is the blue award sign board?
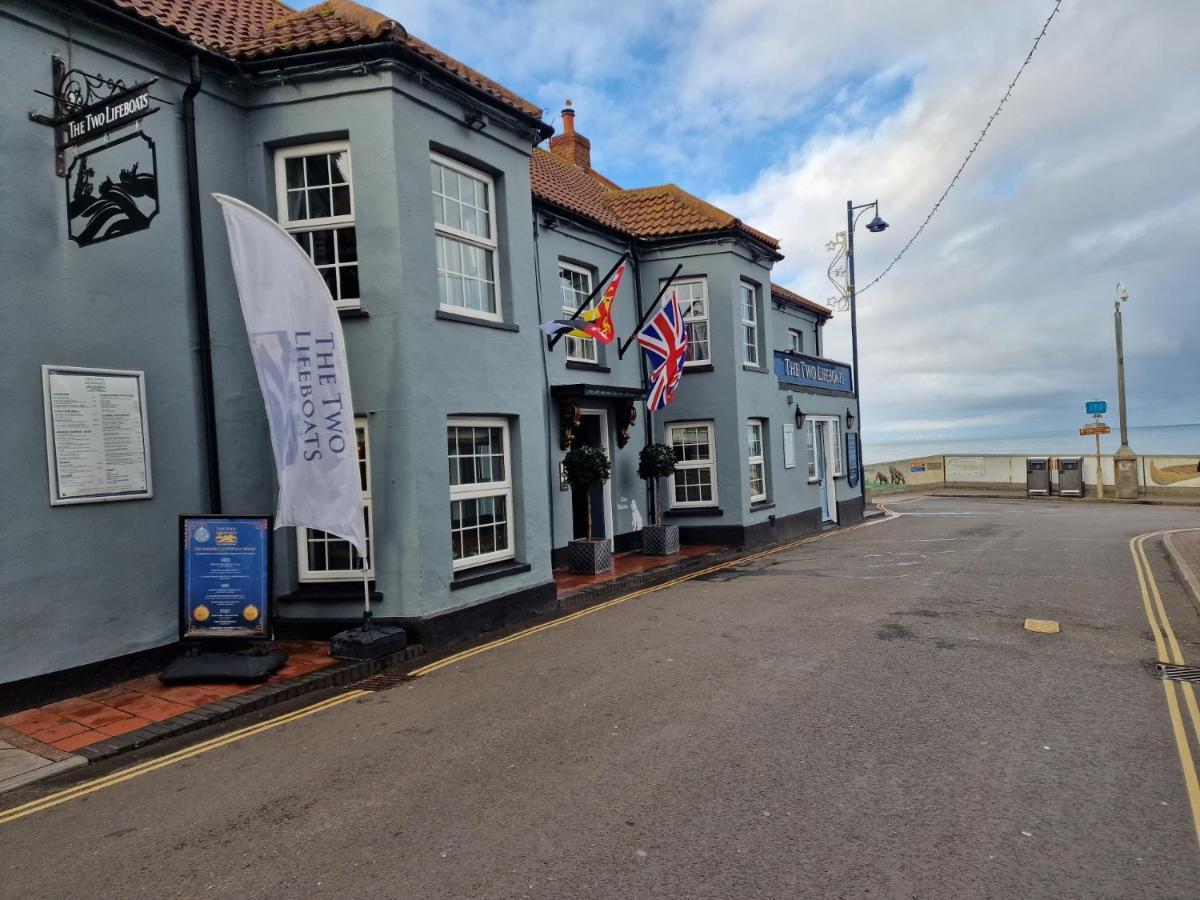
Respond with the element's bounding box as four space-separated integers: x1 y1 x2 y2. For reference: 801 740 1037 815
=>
846 432 861 488
773 351 854 394
1085 400 1107 415
180 516 272 639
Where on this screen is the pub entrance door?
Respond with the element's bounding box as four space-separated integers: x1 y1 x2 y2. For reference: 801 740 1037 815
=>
571 409 613 540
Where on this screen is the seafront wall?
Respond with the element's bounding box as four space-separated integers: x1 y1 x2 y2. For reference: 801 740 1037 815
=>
865 454 1200 499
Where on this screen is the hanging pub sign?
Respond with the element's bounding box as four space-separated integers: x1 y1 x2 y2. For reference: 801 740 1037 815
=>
67 131 159 246
28 59 163 244
57 81 156 149
773 350 854 395
180 516 273 640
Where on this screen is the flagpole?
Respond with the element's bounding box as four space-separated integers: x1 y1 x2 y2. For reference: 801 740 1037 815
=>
361 554 371 630
547 250 630 351
618 263 683 358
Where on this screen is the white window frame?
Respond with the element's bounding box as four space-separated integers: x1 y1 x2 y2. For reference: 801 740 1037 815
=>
559 261 597 363
740 281 759 368
667 420 719 508
805 419 819 482
670 277 710 366
747 418 767 503
829 418 844 477
448 416 515 571
274 141 360 311
431 152 502 322
788 328 804 354
297 416 373 581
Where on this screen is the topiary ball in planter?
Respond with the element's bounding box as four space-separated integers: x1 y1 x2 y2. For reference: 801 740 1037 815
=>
563 444 613 574
638 442 679 554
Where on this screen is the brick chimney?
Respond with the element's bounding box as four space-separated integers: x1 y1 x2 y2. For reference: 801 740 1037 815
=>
549 101 591 172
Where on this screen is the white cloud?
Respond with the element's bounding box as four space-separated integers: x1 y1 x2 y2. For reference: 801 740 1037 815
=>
381 0 1200 443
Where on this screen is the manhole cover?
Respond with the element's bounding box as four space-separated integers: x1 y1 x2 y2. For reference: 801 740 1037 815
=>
356 672 409 691
1155 663 1200 683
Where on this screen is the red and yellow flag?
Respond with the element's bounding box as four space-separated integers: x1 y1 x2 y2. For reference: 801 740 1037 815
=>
540 264 626 344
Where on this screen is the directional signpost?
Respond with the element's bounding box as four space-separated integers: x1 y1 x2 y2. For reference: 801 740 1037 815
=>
1081 400 1111 497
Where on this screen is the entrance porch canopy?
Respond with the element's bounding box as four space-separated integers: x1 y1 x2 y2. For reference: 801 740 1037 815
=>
550 383 647 400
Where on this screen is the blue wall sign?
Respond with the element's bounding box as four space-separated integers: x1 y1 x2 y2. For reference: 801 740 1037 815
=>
180 516 272 639
1085 400 1107 415
774 351 854 394
846 432 861 488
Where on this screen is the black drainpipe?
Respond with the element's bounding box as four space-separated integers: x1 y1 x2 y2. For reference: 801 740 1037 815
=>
182 53 222 513
532 217 556 551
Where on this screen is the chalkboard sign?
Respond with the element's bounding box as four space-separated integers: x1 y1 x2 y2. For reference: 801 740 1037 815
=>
846 432 861 488
180 516 272 639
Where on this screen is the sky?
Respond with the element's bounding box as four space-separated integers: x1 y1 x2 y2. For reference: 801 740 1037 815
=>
381 0 1200 445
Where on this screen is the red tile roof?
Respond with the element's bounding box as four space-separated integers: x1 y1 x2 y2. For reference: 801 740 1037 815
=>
530 150 781 251
401 32 541 119
771 283 833 318
530 149 630 234
233 1 398 59
605 185 780 248
108 0 289 51
102 0 542 120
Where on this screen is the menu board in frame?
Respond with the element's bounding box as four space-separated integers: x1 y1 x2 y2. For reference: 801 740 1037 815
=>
180 516 273 640
42 365 153 505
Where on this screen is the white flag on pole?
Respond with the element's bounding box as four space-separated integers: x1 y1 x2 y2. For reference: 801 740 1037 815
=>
213 193 366 556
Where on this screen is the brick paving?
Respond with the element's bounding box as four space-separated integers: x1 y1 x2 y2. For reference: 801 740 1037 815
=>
0 640 337 755
553 545 722 594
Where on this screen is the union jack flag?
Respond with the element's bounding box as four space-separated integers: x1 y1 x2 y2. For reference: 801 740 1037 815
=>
637 291 688 411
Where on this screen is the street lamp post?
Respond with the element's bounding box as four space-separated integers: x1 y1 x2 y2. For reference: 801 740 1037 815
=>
1112 282 1139 498
837 200 888 517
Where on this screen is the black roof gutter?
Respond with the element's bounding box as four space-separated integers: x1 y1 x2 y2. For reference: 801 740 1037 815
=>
239 42 554 142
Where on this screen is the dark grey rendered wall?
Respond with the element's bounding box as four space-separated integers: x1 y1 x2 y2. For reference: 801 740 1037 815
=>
213 68 557 630
0 1 249 683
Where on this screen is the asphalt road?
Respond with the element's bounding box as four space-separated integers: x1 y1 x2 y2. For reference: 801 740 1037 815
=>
4 497 1200 899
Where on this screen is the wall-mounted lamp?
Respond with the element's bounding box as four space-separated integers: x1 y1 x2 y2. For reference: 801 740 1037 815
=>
465 109 489 131
794 407 806 428
845 407 855 429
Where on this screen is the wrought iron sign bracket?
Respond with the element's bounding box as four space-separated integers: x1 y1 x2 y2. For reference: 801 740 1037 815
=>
28 56 163 176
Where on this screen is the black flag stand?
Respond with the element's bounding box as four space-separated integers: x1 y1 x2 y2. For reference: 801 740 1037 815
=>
617 264 683 359
546 250 631 351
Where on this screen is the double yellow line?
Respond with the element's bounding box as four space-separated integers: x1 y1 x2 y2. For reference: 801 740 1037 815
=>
0 690 368 826
1 509 898 826
1130 529 1200 845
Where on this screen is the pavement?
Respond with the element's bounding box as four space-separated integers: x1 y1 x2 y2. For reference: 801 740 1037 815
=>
0 641 341 755
3 497 1200 898
0 546 741 788
0 735 84 796
0 640 426 776
1165 529 1200 615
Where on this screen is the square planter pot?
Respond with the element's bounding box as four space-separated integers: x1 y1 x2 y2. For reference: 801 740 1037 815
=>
641 524 680 556
568 538 613 575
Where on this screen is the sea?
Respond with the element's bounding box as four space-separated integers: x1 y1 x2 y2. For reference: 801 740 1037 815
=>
863 423 1200 466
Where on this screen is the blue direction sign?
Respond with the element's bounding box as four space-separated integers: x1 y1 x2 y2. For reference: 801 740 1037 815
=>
1086 400 1107 415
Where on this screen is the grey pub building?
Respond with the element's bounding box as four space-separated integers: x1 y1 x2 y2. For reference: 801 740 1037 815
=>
1 0 862 692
